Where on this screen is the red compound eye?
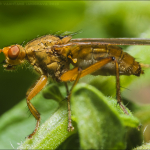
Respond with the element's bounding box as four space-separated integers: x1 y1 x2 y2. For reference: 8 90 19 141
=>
8 45 20 60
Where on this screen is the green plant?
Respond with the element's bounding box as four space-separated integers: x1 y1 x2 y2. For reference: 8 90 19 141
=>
1 2 150 149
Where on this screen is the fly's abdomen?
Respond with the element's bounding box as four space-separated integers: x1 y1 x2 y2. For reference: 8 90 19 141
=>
103 45 143 76
71 45 143 76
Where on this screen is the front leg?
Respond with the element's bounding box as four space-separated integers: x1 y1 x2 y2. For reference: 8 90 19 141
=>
26 75 48 138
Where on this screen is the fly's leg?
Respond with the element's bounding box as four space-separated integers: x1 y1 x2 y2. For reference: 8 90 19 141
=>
26 75 48 138
67 68 82 132
64 82 69 95
61 57 114 132
115 59 129 115
64 81 72 129
61 57 113 82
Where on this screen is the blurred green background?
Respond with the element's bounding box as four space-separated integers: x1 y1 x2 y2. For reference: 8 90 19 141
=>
1 1 150 149
1 1 150 115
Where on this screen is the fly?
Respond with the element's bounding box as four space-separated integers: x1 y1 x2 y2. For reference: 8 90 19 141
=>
1 34 150 138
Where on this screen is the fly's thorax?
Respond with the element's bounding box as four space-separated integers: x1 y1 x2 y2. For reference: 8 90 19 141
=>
24 35 72 78
25 35 72 51
25 35 72 66
25 35 59 51
46 54 70 79
2 45 26 70
25 46 69 79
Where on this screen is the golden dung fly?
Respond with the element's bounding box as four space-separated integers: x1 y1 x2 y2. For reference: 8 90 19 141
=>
1 34 150 138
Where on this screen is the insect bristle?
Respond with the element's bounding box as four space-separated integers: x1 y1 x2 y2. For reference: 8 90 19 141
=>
53 30 82 39
26 30 82 46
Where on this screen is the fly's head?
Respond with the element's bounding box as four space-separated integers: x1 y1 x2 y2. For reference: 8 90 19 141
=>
0 45 26 70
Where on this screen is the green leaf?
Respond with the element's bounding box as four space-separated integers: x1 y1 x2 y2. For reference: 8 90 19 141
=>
13 83 138 149
18 101 77 149
0 94 59 149
16 84 76 149
1 2 150 149
133 143 150 150
71 83 139 149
